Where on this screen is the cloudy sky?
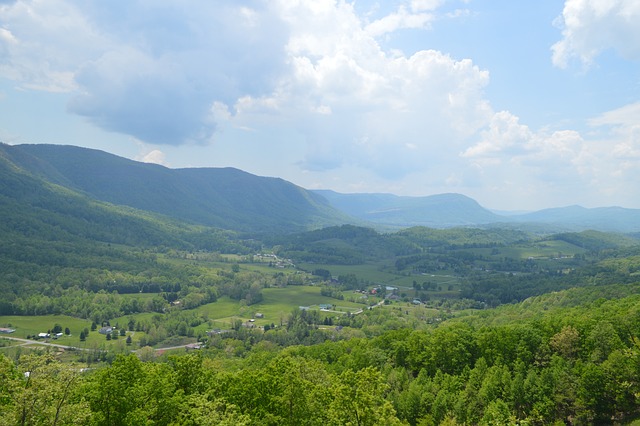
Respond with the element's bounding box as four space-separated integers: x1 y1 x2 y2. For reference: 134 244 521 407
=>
1 0 640 210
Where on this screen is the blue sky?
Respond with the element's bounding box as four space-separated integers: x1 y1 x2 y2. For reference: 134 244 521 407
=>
1 0 640 210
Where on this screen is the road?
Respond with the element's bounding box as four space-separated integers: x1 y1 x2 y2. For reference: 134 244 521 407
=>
1 335 202 354
0 335 90 351
353 300 385 315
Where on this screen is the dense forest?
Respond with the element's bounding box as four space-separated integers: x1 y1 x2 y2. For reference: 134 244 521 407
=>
3 283 640 425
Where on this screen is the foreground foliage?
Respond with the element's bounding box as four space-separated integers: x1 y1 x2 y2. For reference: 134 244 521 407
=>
2 284 640 425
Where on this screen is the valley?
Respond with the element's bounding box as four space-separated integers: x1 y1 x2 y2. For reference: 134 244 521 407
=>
2 143 640 424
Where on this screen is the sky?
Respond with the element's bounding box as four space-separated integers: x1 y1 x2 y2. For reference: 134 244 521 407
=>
1 0 640 211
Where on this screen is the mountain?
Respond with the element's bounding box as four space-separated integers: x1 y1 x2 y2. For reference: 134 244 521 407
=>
509 205 640 233
313 190 504 229
0 143 256 252
314 190 640 233
1 144 353 234
4 143 639 234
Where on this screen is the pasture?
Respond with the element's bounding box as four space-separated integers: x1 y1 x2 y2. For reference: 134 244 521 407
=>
194 286 371 329
0 314 146 350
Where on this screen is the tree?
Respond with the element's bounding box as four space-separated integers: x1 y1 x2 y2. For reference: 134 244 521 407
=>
1 353 90 425
549 325 580 360
79 331 86 342
83 354 180 424
329 367 403 426
481 399 513 426
64 327 71 336
172 395 250 426
126 335 132 346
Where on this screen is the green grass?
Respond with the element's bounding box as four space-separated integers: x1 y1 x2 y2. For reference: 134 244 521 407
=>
119 293 158 301
193 286 369 328
0 314 146 350
300 262 401 283
0 315 91 338
494 240 586 259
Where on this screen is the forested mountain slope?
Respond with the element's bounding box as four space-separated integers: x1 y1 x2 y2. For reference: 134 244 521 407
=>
315 190 503 228
1 143 354 233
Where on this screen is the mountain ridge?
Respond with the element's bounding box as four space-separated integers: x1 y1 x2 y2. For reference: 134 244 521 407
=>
314 189 640 233
3 142 640 234
313 189 504 229
1 143 354 234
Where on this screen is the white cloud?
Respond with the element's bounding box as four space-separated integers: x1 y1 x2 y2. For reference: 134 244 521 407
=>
456 100 640 208
411 0 445 12
140 149 169 167
590 102 640 178
552 0 640 68
1 0 288 144
589 101 640 127
0 27 16 44
0 0 105 92
1 0 489 157
365 6 434 37
230 1 491 178
461 111 531 158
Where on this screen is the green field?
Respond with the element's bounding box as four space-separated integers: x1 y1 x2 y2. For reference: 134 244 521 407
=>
193 286 373 329
481 240 586 260
0 314 92 339
299 262 463 293
1 285 371 349
0 314 147 350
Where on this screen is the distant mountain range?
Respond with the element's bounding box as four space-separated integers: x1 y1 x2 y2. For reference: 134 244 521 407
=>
314 190 504 229
2 143 639 234
315 190 640 233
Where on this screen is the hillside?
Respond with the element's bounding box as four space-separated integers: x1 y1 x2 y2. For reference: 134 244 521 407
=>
314 190 503 229
2 144 354 234
316 190 640 233
509 205 640 233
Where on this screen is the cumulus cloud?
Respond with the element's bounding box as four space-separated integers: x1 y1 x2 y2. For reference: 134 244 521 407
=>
226 1 491 178
1 0 490 158
457 103 640 207
590 102 640 177
1 0 287 144
552 0 640 68
139 149 169 167
0 0 98 91
365 6 434 37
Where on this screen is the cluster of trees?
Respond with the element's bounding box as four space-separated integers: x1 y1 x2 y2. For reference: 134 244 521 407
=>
460 251 640 306
3 283 640 424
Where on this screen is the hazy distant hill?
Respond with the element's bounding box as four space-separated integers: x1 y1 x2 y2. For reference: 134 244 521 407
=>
313 190 504 229
314 190 640 233
2 144 352 233
509 205 640 233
